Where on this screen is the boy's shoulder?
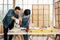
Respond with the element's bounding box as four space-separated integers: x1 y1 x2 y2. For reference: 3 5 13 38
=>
23 15 29 18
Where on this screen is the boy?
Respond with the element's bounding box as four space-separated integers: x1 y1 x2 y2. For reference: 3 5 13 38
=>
21 9 31 40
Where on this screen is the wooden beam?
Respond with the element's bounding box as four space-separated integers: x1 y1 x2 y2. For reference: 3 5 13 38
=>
13 0 16 9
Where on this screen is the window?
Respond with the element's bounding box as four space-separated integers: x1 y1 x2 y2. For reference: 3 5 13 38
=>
0 5 2 20
0 0 3 4
16 0 22 4
0 0 13 24
8 0 13 4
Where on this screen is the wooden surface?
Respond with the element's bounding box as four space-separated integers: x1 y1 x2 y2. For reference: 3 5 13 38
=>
0 25 4 34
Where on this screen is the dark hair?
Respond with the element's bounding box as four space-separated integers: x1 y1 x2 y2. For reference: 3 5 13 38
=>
15 6 21 10
24 9 31 16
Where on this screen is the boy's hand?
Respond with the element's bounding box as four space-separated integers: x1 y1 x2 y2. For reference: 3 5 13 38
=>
19 17 22 22
19 17 22 25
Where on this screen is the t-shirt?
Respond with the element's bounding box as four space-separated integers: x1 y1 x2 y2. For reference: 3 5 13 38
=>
21 15 29 28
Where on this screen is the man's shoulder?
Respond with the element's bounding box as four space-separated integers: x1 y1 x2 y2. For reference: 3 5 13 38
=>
6 9 14 15
8 9 14 12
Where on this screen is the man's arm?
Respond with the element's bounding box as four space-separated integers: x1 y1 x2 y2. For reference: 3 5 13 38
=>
7 9 17 20
11 16 16 20
7 9 19 24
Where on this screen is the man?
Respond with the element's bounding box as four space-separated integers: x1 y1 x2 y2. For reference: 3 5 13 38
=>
2 6 21 40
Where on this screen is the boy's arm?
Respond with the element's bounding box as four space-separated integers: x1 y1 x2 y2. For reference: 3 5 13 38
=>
28 15 30 23
19 17 22 25
19 17 22 22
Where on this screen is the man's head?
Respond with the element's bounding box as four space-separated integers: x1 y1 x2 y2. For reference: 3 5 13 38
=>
14 6 21 14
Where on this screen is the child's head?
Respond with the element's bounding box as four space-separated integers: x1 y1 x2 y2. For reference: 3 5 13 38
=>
24 9 31 16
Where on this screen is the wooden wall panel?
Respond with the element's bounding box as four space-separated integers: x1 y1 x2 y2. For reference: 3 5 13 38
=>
32 5 38 9
39 10 43 14
32 4 50 27
56 15 59 21
39 5 43 9
59 2 60 7
55 2 59 8
0 25 4 34
55 1 60 28
44 10 48 14
44 5 49 9
44 21 48 26
44 14 48 20
39 21 43 27
39 15 43 21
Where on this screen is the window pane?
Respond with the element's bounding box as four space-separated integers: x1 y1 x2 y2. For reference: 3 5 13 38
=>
4 0 7 4
27 5 32 10
39 0 43 4
28 0 33 4
43 0 49 4
49 0 53 4
0 5 2 19
50 5 53 15
15 4 22 8
8 5 13 10
4 5 8 16
23 0 28 4
0 5 2 14
33 0 38 4
16 0 22 4
0 0 3 4
4 5 13 17
23 5 28 10
8 0 13 4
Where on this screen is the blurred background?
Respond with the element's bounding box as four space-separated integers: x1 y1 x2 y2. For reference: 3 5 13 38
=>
0 0 60 40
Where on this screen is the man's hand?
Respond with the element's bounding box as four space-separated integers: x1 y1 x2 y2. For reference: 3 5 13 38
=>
15 19 19 24
11 16 19 24
11 16 16 20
